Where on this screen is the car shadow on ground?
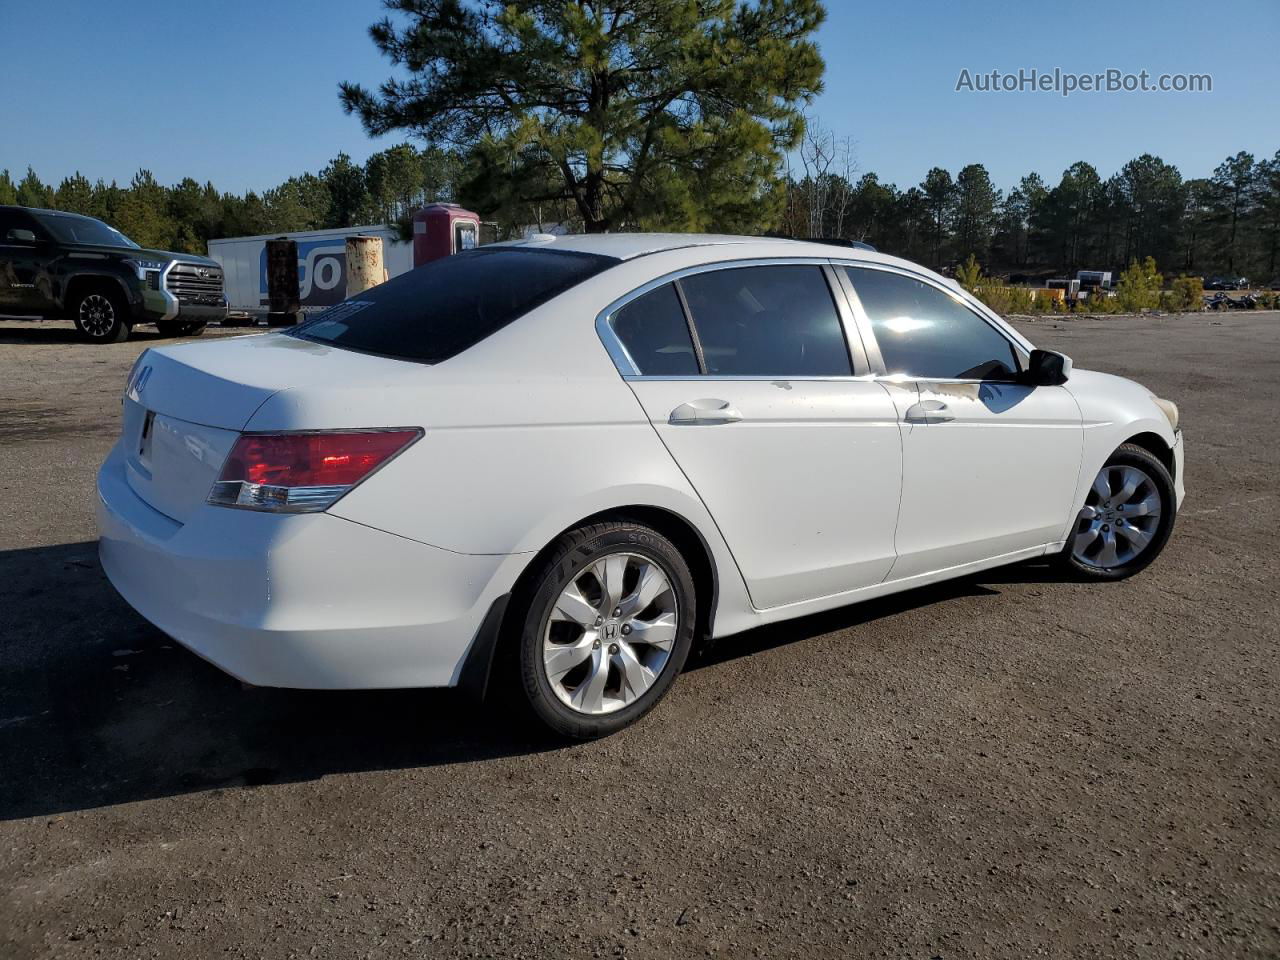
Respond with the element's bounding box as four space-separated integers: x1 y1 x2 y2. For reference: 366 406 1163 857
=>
0 322 174 345
0 321 253 345
0 540 1052 821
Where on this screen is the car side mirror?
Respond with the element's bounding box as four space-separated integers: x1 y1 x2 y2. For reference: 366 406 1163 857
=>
1021 349 1072 386
6 228 38 244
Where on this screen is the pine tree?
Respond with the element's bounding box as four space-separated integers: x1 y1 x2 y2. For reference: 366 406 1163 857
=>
920 167 954 267
16 167 53 208
54 173 94 214
1210 151 1257 275
1038 162 1102 272
952 164 1000 263
1255 151 1280 279
1116 154 1184 270
113 170 174 249
340 0 826 233
320 153 373 228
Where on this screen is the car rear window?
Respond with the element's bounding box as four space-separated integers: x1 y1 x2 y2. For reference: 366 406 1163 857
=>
291 247 618 363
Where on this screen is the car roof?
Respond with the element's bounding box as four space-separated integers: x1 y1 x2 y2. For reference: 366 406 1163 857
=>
1 205 94 220
495 231 905 266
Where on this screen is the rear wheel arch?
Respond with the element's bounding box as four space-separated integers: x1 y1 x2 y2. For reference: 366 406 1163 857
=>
462 505 721 705
511 505 718 644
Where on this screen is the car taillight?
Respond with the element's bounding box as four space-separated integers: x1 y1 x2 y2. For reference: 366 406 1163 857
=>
208 429 422 513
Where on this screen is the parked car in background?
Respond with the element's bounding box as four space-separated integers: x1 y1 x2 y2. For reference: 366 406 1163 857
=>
0 206 227 342
97 234 1185 738
1205 276 1250 291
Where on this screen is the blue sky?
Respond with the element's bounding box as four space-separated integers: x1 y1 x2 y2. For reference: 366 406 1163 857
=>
2 0 1276 195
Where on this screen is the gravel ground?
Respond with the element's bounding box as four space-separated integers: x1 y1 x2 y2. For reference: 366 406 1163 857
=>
1 314 1277 959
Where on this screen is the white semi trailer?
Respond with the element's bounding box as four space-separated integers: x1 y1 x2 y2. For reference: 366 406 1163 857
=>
207 225 413 317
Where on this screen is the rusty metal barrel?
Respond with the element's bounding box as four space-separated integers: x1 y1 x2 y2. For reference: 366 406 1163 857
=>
345 234 386 298
265 237 302 327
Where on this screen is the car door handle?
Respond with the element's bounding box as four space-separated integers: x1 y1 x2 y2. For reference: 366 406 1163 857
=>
904 400 955 424
669 398 743 425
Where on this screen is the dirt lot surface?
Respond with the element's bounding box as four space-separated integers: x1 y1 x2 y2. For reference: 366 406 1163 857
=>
1 314 1277 959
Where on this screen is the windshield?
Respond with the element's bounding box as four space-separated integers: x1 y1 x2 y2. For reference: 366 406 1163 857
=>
291 247 618 363
32 212 139 248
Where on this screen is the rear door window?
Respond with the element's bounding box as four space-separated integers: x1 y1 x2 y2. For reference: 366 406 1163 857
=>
844 267 1019 380
293 248 617 363
679 265 852 377
0 208 39 241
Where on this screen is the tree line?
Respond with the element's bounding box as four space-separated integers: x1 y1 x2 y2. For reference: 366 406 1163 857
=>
782 134 1280 281
6 141 1277 282
0 144 461 255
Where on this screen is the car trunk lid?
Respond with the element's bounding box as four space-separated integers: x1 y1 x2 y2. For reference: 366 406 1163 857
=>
121 332 420 523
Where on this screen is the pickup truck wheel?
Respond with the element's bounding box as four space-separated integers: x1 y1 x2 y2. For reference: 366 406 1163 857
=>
71 289 129 343
156 320 206 338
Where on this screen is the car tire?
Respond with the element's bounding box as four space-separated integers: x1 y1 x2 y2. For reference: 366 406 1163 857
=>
1062 443 1177 581
71 288 130 343
513 520 697 739
156 320 206 338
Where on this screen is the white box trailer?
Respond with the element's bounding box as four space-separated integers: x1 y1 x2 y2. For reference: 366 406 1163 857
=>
207 225 414 315
1076 270 1113 290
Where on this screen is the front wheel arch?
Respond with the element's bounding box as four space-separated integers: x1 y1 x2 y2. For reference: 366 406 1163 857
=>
67 281 132 343
1061 442 1177 579
1122 430 1176 481
62 273 134 317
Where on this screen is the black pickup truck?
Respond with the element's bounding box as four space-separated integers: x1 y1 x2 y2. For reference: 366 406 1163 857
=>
0 205 227 343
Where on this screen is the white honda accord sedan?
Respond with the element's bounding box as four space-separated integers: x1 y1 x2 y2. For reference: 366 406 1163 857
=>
97 234 1184 737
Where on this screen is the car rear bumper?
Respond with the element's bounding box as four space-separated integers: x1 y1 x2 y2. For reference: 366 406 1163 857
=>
96 442 523 689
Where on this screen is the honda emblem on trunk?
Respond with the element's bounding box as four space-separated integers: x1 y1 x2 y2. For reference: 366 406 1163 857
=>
129 364 152 398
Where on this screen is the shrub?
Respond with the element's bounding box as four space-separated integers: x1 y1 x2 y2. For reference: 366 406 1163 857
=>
950 256 1038 315
1115 257 1163 312
1165 275 1204 312
972 283 1035 316
956 254 983 293
1078 292 1118 314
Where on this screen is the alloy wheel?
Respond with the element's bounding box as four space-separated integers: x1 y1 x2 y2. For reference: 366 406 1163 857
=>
542 552 679 715
79 294 116 338
1072 464 1163 568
